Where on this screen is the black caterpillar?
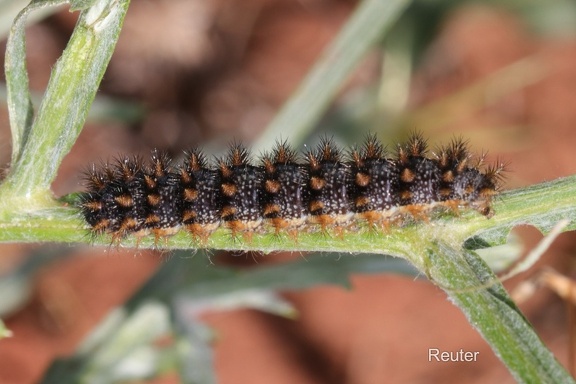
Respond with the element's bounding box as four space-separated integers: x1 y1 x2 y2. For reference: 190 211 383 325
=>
79 134 504 243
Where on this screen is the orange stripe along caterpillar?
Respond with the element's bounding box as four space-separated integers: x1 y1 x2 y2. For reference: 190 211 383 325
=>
79 133 505 244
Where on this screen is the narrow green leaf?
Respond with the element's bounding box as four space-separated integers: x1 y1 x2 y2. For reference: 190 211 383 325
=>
4 0 69 166
0 0 131 208
427 241 575 383
253 0 412 149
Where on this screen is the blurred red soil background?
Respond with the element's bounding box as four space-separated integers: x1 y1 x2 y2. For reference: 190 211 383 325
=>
1 1 576 383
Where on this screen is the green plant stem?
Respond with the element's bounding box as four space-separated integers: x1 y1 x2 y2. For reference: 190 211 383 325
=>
0 176 573 259
1 0 130 209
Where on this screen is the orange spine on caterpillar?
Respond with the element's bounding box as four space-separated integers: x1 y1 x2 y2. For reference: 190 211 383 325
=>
78 133 506 244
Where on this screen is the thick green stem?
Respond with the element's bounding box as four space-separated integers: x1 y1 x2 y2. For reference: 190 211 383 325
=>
0 176 574 272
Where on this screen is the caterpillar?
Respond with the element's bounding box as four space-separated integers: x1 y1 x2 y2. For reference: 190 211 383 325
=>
79 133 505 244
